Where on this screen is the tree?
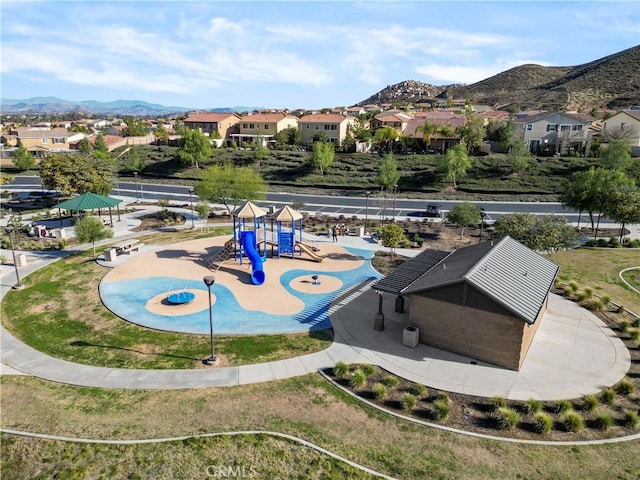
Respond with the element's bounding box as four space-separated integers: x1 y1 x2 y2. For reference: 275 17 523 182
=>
77 137 93 154
94 133 108 153
600 139 632 170
378 222 406 261
12 144 36 171
437 143 472 188
40 153 114 195
457 113 486 152
121 146 145 173
123 117 150 137
376 154 400 221
284 126 301 145
1 173 15 185
251 137 269 165
310 141 334 175
602 183 640 242
351 115 372 142
446 202 480 237
560 167 634 229
372 127 397 153
494 213 578 252
154 122 170 146
508 142 531 176
74 216 113 256
194 163 266 215
178 129 211 168
416 121 438 149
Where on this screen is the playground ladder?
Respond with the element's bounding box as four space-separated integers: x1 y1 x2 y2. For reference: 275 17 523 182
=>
207 239 234 271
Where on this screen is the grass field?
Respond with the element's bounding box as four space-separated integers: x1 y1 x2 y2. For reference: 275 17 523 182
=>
2 229 639 478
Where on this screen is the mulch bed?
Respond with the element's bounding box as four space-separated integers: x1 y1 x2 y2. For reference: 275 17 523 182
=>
324 295 640 442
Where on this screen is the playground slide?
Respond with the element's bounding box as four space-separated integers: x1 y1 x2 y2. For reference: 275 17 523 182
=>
240 231 266 285
296 242 324 262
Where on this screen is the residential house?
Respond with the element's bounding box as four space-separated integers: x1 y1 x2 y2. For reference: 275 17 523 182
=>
515 112 594 155
233 112 298 147
601 110 640 157
12 127 72 154
298 113 355 146
404 112 465 153
370 111 413 133
373 236 559 370
345 106 366 116
183 112 241 140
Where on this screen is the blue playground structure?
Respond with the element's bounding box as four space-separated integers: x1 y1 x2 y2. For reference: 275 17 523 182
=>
232 202 322 286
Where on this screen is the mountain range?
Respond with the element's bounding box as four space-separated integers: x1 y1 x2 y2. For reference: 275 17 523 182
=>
2 45 638 116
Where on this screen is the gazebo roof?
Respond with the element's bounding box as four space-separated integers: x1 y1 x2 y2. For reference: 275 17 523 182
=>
233 201 267 219
54 192 122 211
270 205 303 222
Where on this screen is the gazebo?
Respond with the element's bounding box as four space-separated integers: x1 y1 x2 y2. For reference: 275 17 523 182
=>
53 192 122 227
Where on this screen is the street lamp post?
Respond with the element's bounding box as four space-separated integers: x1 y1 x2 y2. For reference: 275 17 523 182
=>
479 209 487 244
364 191 371 234
202 275 217 365
4 227 24 290
392 185 398 221
133 172 140 203
188 189 195 229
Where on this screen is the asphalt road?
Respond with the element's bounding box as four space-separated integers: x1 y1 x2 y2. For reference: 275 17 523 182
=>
5 175 587 222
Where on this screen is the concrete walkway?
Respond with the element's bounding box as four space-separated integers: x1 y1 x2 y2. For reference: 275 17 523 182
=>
0 197 634 401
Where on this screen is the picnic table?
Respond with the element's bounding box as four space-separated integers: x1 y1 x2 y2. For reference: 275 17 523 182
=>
113 239 143 255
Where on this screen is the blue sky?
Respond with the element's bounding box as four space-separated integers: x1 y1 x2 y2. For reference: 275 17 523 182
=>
2 1 638 110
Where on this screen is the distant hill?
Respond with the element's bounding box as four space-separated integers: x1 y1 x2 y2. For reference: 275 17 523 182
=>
359 45 640 111
0 97 253 116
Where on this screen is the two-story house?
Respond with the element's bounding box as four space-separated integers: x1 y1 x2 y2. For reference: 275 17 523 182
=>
601 110 640 157
183 112 241 140
516 112 594 155
232 113 298 147
297 113 355 146
404 113 465 153
370 112 413 133
13 127 72 154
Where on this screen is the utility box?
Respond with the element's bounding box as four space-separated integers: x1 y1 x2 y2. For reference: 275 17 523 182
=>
403 325 419 348
104 248 116 262
54 228 67 240
15 254 28 268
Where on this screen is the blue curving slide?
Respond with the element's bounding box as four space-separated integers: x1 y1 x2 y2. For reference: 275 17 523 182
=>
240 231 265 285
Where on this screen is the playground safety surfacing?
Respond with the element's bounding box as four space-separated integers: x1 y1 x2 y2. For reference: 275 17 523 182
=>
99 236 380 335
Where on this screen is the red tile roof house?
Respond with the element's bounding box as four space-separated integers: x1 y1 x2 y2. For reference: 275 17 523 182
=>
404 113 465 153
373 236 559 370
232 112 298 147
183 112 241 142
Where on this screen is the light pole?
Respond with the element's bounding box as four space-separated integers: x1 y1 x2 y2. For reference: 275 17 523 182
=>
392 185 398 221
4 226 24 290
133 172 140 203
202 275 217 365
364 191 371 234
479 209 487 244
188 189 195 229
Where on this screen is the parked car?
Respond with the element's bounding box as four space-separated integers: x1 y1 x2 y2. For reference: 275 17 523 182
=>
425 204 442 218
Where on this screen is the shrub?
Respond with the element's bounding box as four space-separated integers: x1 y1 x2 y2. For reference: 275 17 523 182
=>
494 407 519 430
333 361 349 379
593 413 613 431
596 238 608 248
622 410 639 429
533 412 553 435
383 375 399 389
607 237 621 248
361 363 376 377
615 378 634 395
576 290 589 302
412 384 428 397
553 400 573 414
581 395 599 412
523 398 543 415
628 328 640 343
373 383 387 400
562 411 584 432
431 399 450 422
436 391 451 404
588 298 604 311
401 393 417 411
617 305 625 314
600 294 611 306
350 369 367 389
618 320 630 332
568 280 580 293
491 396 507 411
600 388 615 405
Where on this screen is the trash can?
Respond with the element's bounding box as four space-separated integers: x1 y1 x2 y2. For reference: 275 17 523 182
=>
395 295 405 313
403 325 419 348
15 254 28 268
104 248 116 262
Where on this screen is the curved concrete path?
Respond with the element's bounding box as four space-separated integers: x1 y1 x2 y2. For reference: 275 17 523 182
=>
0 200 632 400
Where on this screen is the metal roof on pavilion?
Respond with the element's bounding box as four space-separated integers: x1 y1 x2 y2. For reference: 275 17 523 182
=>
53 192 122 211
